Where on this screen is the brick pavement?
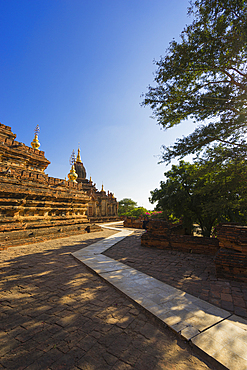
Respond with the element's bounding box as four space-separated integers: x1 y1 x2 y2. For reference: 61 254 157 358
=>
104 229 247 320
0 228 215 370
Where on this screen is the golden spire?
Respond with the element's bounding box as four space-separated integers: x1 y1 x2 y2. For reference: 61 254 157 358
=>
76 147 82 163
68 150 78 182
68 164 78 183
89 176 92 183
101 184 104 192
31 125 40 150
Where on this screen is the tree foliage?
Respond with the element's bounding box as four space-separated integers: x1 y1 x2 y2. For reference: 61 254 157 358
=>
118 198 137 215
150 157 247 236
130 207 149 218
143 0 247 162
118 198 148 217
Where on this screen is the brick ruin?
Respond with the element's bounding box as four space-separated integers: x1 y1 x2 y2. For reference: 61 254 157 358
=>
0 123 118 249
123 217 144 229
141 220 219 254
214 224 247 282
139 220 247 282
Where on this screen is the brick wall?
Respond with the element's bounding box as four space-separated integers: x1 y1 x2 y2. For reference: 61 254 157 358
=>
141 220 219 255
215 224 247 282
140 220 247 282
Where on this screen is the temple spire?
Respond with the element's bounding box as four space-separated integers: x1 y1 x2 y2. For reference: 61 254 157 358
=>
68 150 78 182
68 164 78 183
31 125 40 150
76 146 82 163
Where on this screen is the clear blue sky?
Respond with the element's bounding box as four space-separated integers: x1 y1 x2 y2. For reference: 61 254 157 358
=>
0 0 195 209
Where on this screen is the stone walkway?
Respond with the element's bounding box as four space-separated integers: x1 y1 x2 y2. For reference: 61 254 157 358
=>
72 222 247 370
1 226 215 370
104 227 247 319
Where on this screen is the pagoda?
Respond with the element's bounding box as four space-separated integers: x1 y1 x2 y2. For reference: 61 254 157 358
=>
0 123 102 249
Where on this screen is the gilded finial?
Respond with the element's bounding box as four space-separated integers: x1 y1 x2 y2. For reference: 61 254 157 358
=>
89 176 92 183
68 150 78 182
68 164 78 183
101 184 104 192
31 125 40 150
76 146 82 163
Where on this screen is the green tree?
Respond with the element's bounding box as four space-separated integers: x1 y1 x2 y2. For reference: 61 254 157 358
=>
150 158 247 237
118 199 148 217
143 0 247 162
118 198 137 216
130 206 148 218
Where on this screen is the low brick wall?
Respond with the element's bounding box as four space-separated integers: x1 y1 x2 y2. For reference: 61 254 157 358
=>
214 248 247 283
215 224 247 282
170 234 219 255
0 223 101 250
217 223 247 253
141 220 219 255
141 220 247 282
123 217 144 229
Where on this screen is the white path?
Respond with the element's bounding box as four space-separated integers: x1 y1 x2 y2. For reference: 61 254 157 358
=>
72 222 247 370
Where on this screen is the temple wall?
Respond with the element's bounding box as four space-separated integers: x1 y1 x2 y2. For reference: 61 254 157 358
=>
0 123 119 248
86 191 119 222
0 172 100 250
0 123 100 249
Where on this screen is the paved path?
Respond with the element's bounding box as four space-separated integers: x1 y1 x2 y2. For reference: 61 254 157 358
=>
1 226 214 370
104 227 247 319
72 222 247 370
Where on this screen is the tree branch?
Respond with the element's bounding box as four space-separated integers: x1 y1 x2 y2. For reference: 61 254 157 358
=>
229 67 247 78
221 69 245 88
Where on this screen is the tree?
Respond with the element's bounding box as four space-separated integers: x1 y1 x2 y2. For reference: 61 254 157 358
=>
118 198 148 217
150 158 247 236
143 0 247 163
131 207 148 218
118 198 137 216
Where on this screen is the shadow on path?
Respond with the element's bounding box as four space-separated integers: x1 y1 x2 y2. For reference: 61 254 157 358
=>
104 230 247 319
0 229 215 369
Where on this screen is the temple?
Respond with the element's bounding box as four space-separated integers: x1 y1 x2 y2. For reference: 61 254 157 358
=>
72 148 118 221
0 123 118 249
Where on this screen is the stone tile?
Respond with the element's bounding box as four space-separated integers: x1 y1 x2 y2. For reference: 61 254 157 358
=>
213 346 247 370
192 331 225 357
165 309 199 328
193 331 247 370
222 300 234 311
221 293 232 302
82 256 131 274
229 315 247 331
234 306 247 318
179 309 227 332
192 316 247 369
180 326 200 340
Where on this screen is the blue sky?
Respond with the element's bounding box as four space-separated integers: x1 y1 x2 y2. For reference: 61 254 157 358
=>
0 0 195 209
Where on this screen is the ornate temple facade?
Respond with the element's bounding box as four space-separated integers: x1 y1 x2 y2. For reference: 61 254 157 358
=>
0 123 118 249
71 148 118 222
